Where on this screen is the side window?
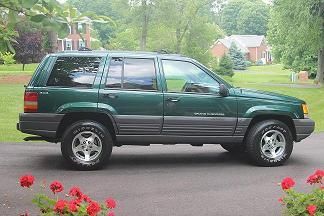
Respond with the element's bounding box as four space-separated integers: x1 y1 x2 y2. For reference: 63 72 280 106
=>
162 60 219 94
47 56 102 88
106 58 157 91
106 57 122 88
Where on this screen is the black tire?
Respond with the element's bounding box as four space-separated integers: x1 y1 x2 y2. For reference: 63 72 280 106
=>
245 120 293 167
220 144 246 153
61 120 113 170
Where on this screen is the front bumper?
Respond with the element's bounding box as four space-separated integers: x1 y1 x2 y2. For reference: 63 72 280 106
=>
17 113 64 138
293 118 315 142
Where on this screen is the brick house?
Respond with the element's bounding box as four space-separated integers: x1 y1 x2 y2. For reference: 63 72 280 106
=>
210 35 272 63
57 21 91 51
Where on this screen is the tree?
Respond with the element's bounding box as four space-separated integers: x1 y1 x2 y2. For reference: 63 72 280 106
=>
228 43 247 70
13 30 42 70
30 3 113 52
68 0 121 45
267 0 324 83
214 55 234 77
13 21 43 70
220 0 270 35
183 16 224 65
237 2 270 35
0 0 113 53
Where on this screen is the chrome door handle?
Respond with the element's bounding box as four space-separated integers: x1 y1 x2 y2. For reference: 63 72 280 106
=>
167 98 180 102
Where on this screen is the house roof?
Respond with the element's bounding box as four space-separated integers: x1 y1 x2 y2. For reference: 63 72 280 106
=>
214 35 265 53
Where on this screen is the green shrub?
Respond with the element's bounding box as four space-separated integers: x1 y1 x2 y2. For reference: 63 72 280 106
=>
215 55 234 77
0 52 16 65
218 55 234 77
245 61 252 67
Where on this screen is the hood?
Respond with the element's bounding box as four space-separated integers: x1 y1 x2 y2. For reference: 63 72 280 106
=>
234 88 304 103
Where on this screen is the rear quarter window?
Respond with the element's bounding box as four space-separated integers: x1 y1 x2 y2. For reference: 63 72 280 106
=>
47 56 102 88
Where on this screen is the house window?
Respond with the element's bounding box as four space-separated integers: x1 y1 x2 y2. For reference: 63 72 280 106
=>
79 39 86 48
64 39 72 51
262 51 266 59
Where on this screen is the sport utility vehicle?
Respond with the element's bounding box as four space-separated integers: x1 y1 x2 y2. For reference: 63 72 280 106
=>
17 51 315 170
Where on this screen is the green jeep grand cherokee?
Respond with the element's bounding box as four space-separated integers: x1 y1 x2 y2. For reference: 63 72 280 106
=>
17 51 315 170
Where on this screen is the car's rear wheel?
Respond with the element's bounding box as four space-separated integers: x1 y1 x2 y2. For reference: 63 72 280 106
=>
245 120 293 166
220 144 246 153
61 120 113 170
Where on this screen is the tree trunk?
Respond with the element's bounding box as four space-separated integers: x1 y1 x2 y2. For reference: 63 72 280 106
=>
22 63 25 71
48 30 58 53
140 0 148 50
316 48 324 84
315 3 324 84
176 28 181 53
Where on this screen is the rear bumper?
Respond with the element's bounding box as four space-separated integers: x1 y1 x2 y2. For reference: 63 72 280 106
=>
17 113 64 138
293 118 315 142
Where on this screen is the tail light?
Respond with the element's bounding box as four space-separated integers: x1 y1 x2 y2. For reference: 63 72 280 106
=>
24 92 38 113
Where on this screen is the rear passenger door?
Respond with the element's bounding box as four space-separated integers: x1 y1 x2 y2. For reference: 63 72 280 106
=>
98 57 163 135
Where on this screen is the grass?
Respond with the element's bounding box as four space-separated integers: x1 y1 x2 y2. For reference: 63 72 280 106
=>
0 84 26 142
0 63 38 75
232 64 312 84
0 63 323 142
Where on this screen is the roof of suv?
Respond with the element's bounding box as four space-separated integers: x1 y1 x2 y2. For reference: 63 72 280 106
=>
49 50 191 61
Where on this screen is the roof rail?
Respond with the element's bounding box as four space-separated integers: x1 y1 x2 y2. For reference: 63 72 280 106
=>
78 47 92 51
156 49 172 54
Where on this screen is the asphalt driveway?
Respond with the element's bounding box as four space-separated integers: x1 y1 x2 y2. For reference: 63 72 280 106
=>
0 133 323 216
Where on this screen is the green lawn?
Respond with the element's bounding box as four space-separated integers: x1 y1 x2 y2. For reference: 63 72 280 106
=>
0 63 38 75
0 64 323 142
0 84 26 142
232 64 312 84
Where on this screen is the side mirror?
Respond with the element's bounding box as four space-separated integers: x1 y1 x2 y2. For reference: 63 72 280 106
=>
219 84 229 97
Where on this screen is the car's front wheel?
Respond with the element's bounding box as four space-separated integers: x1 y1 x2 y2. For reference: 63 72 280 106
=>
61 120 113 170
245 120 293 167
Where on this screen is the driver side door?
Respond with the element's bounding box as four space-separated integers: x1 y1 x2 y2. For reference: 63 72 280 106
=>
161 59 237 137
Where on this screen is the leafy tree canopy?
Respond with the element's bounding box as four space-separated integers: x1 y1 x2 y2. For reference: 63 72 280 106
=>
220 0 270 35
267 0 323 79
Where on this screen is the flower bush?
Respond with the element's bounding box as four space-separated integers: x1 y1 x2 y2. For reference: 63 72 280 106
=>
19 174 117 216
279 169 324 216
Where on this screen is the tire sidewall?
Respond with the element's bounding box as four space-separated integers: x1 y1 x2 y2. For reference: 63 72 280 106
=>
61 121 113 170
249 121 293 166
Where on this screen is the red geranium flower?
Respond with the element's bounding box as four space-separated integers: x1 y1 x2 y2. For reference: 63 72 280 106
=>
49 181 64 194
19 175 35 188
307 205 317 216
107 211 115 216
69 187 83 199
307 169 324 185
53 200 68 214
307 174 320 185
87 201 101 216
281 177 295 190
314 169 324 177
105 198 116 209
82 194 92 203
68 200 79 213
